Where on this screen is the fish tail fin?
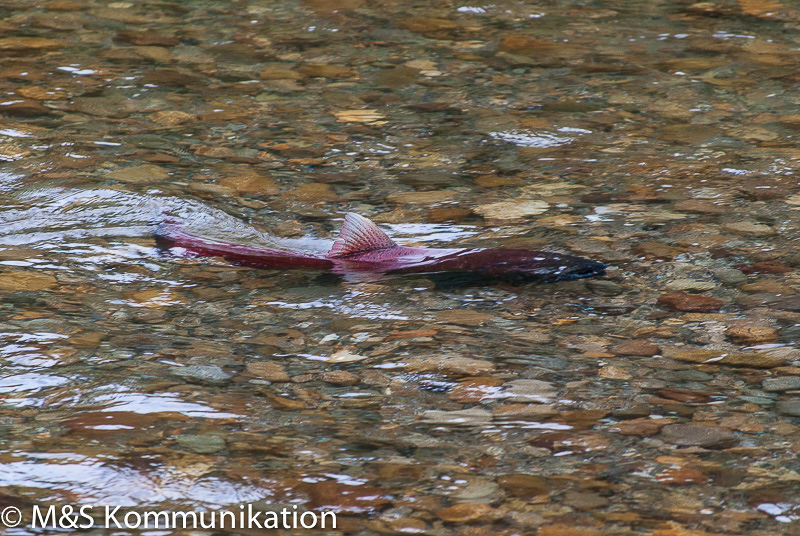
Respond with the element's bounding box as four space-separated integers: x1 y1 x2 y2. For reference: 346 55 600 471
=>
327 213 398 258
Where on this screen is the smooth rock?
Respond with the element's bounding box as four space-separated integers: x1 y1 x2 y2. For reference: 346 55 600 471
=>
0 99 50 116
586 279 624 296
714 268 747 285
176 434 226 454
109 164 169 184
537 524 602 536
404 356 496 376
599 366 633 380
437 503 498 523
500 379 557 403
0 271 57 291
421 407 492 426
473 200 549 219
776 400 800 417
497 473 548 498
762 376 800 393
245 362 290 382
611 417 674 437
725 326 778 345
723 222 775 237
665 279 717 292
435 309 494 326
173 365 232 384
320 370 359 386
386 190 457 205
738 260 793 274
659 423 738 448
633 241 684 260
0 37 65 52
613 340 661 356
492 403 558 420
657 292 724 313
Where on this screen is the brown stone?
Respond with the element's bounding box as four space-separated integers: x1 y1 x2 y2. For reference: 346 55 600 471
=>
498 34 561 55
0 99 50 117
537 525 602 536
149 110 195 126
657 388 712 404
385 329 437 341
497 473 549 498
115 31 179 46
374 65 420 86
664 348 785 368
0 37 65 52
613 340 661 356
219 174 278 196
633 241 684 260
428 207 472 223
297 64 353 78
0 271 58 291
300 481 389 513
109 164 169 184
673 199 727 214
17 86 67 100
659 124 721 144
245 362 290 382
437 503 498 523
725 325 779 344
404 357 496 377
259 66 303 80
44 1 86 10
659 423 738 448
435 309 494 326
610 417 675 437
657 292 724 312
448 377 503 403
492 404 558 420
387 190 457 205
397 17 459 39
286 183 336 202
723 222 775 236
738 260 793 274
738 181 789 200
320 370 359 386
598 366 632 380
563 490 610 510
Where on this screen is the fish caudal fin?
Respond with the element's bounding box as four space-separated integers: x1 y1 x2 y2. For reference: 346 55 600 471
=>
327 213 397 258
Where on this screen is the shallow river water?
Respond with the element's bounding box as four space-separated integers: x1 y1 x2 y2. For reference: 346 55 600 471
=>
2 0 800 534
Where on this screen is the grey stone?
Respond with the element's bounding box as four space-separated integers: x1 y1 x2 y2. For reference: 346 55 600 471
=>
586 279 624 296
421 407 492 426
500 379 558 403
762 376 800 393
173 364 232 384
714 268 747 286
660 423 738 448
777 400 800 417
176 434 226 454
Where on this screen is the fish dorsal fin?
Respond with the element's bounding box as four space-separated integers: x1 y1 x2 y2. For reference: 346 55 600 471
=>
328 213 397 258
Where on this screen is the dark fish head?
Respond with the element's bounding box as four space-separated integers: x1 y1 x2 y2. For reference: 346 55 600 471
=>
469 249 607 283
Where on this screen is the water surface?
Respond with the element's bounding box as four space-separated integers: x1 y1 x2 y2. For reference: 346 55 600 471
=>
2 0 800 534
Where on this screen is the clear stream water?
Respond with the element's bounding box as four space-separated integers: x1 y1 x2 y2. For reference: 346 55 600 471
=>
2 0 800 534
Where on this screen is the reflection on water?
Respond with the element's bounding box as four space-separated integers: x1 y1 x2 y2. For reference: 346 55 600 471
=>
0 456 264 507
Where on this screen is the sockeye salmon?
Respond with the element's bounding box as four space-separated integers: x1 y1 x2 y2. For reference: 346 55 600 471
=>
155 213 606 284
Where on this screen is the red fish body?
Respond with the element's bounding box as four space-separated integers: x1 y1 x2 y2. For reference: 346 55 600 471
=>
155 213 606 283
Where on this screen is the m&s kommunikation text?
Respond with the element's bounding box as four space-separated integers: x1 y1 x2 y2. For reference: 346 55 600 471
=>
25 504 336 530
